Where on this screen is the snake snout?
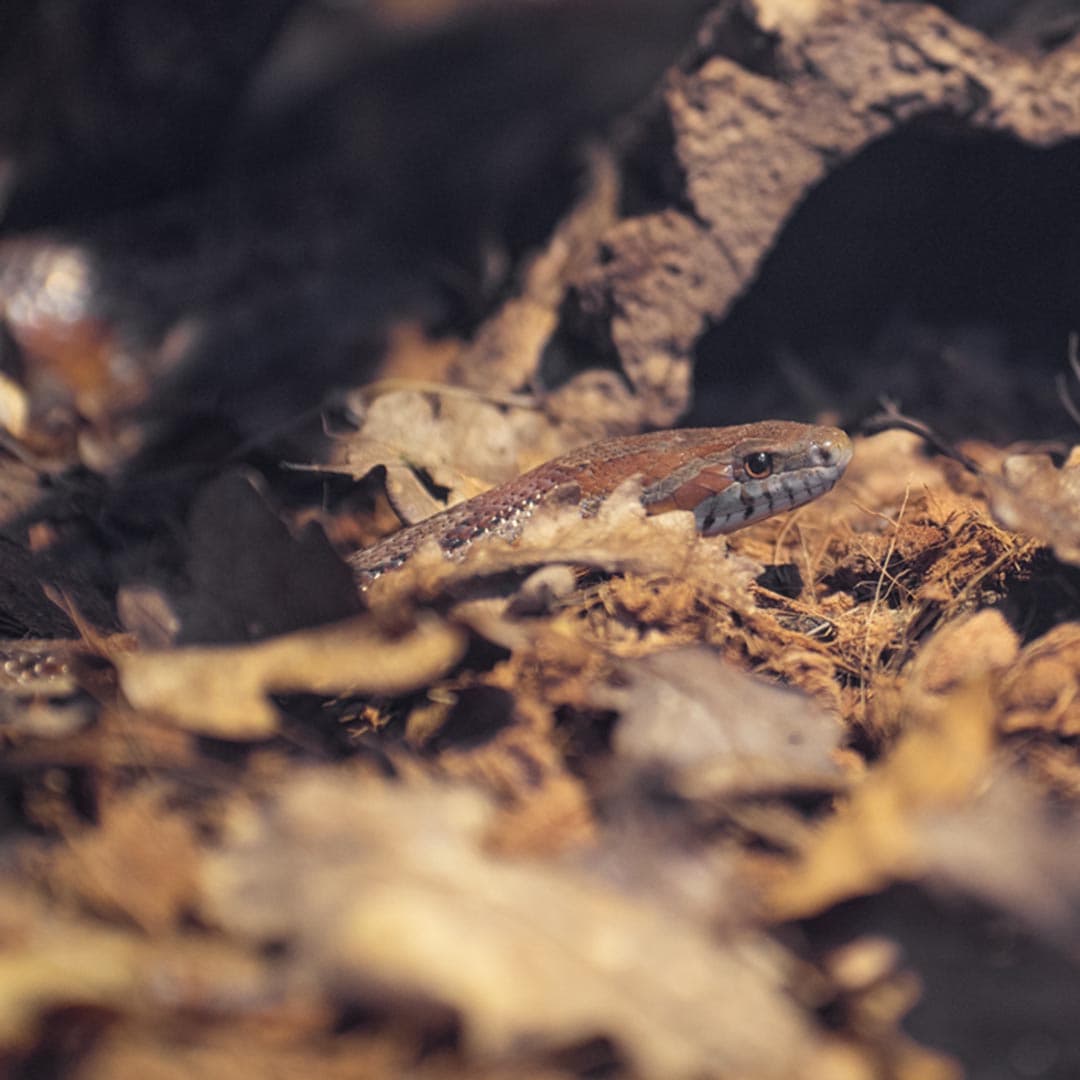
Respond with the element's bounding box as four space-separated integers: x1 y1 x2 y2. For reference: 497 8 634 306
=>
811 430 854 471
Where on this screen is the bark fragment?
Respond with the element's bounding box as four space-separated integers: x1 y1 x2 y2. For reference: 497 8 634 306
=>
571 0 1080 424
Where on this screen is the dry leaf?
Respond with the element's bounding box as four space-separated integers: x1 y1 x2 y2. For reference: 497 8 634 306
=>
765 610 1019 920
0 889 274 1049
31 786 199 934
336 390 564 514
919 773 1080 941
201 774 821 1079
986 449 1080 567
118 614 467 738
1000 623 1080 736
597 647 845 798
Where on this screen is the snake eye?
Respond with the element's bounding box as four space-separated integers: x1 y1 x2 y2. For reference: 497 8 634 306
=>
743 451 773 479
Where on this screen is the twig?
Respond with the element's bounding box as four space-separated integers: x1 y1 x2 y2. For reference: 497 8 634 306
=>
859 398 981 475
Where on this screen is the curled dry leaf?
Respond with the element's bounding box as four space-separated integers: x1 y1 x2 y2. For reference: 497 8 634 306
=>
765 610 1020 920
30 786 199 935
596 647 846 799
919 773 1080 942
986 448 1080 567
336 395 493 521
999 623 1080 737
336 390 567 522
200 774 821 1079
117 614 466 739
828 430 966 535
580 648 850 925
0 887 274 1050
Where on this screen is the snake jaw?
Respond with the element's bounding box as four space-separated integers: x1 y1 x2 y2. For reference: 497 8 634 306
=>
693 430 853 535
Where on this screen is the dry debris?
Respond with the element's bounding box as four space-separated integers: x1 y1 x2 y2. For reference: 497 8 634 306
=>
1 1 1079 1078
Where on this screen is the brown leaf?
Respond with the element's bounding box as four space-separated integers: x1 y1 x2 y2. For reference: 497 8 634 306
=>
597 647 846 798
919 774 1080 941
117 614 467 738
765 610 1019 920
986 450 1080 567
0 888 275 1050
31 786 200 934
335 390 566 520
200 774 821 1079
1000 622 1080 736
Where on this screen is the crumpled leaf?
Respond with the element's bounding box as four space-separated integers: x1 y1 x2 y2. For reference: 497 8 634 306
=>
334 390 566 523
919 773 1080 942
986 448 1080 567
0 888 273 1049
30 786 199 934
200 774 821 1079
765 610 1020 920
999 622 1080 736
595 647 846 798
117 614 466 738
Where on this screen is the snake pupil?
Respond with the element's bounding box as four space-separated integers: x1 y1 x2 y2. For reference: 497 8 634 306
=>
744 451 773 479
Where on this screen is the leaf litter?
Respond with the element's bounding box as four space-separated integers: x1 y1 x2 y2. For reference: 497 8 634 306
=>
5 415 1078 1079
4 1 1080 1077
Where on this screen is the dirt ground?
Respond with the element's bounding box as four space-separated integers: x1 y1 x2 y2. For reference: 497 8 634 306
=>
0 1 1079 1077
